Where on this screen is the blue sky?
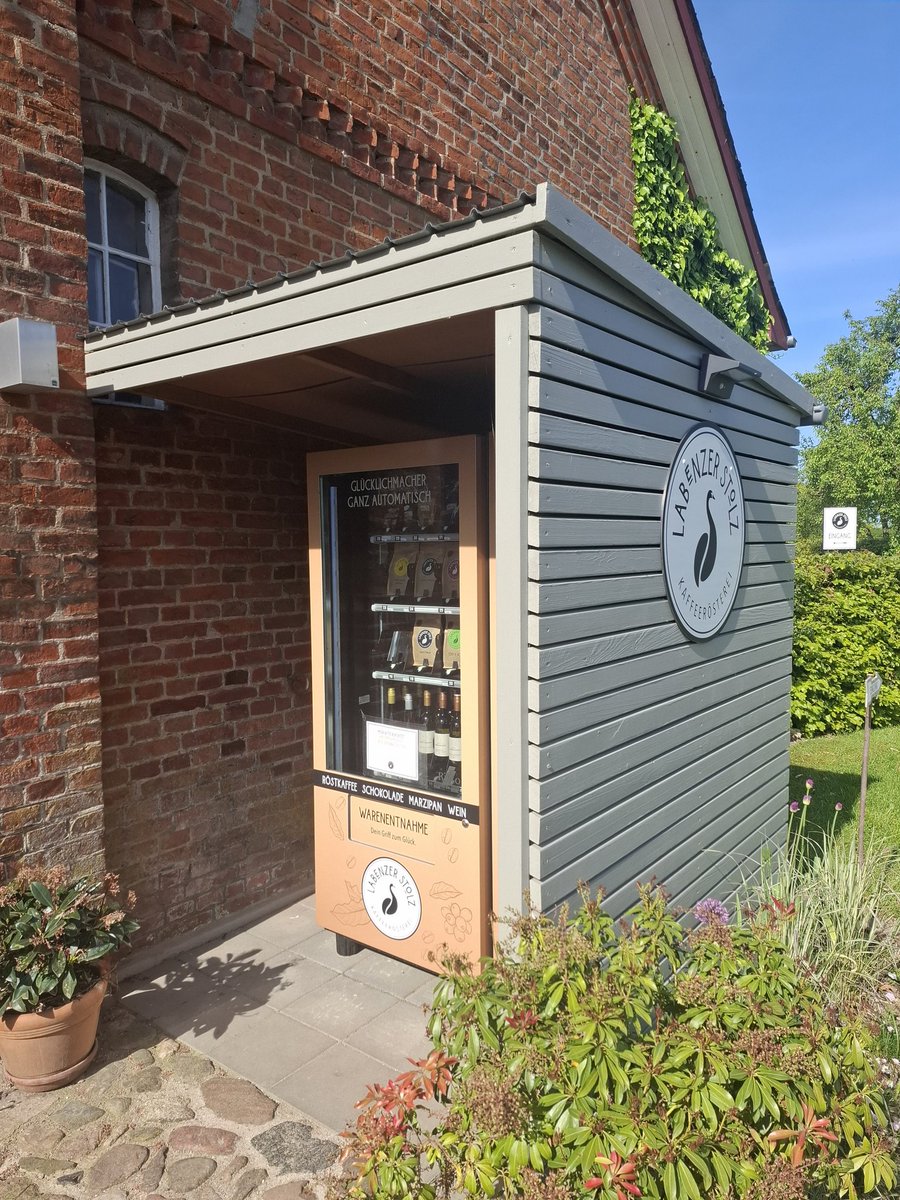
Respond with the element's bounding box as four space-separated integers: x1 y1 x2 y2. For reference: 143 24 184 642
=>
693 0 900 379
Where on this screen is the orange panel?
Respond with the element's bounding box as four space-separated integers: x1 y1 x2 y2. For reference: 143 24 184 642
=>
307 437 491 971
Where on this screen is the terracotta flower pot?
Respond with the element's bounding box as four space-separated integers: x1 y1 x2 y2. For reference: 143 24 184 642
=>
0 976 107 1092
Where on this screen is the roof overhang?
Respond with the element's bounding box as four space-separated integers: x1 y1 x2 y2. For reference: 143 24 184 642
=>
84 184 813 427
630 0 791 349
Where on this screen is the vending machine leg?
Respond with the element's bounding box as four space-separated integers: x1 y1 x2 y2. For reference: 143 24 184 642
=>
335 933 364 957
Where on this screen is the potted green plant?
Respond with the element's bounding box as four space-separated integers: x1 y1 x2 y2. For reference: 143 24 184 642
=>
0 867 139 1092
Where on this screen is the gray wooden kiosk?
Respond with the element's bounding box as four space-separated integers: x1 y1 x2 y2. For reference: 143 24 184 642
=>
85 183 813 923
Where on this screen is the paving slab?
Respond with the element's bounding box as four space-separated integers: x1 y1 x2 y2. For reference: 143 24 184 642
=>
280 975 397 1040
342 951 436 1000
286 930 359 974
271 1043 393 1132
347 999 433 1071
245 907 321 950
175 1005 335 1088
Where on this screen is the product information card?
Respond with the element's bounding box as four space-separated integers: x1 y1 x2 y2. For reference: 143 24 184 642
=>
365 719 419 782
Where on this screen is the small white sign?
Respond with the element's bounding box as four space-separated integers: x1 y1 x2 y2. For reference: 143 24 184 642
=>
365 719 419 782
662 425 745 640
823 507 857 550
865 673 882 707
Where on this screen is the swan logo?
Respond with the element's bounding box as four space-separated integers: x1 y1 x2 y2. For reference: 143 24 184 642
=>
362 857 422 940
662 425 745 641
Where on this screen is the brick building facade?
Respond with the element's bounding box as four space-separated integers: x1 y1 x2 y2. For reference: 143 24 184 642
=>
1 0 787 950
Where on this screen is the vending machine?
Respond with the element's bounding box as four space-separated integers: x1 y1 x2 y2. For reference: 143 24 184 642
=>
307 437 491 969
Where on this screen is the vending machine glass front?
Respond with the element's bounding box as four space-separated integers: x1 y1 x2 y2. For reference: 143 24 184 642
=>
320 462 462 792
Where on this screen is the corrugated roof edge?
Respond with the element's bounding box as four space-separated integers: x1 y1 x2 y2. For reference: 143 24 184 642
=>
82 192 538 343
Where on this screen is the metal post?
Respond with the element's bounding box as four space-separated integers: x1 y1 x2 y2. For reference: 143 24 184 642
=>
858 673 882 869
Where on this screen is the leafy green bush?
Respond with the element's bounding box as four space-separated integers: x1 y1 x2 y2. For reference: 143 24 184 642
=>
791 549 900 735
340 886 895 1200
630 98 771 351
0 868 139 1016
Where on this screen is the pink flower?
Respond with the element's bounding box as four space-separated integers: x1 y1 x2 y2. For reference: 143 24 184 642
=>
806 778 814 790
835 802 843 811
802 795 811 806
789 801 800 813
694 898 729 925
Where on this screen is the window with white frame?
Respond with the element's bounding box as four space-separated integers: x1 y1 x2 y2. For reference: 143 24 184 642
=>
85 162 162 329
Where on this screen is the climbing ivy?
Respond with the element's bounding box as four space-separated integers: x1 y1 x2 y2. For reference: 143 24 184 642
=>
630 98 771 351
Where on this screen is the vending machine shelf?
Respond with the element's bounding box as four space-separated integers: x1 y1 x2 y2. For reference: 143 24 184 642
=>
368 532 460 544
371 602 461 615
372 669 461 689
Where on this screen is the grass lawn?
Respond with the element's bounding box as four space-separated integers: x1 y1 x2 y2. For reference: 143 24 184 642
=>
789 724 900 866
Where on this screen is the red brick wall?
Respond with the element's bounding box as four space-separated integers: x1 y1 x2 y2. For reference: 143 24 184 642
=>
0 0 656 936
77 0 641 304
95 404 325 944
0 1 105 880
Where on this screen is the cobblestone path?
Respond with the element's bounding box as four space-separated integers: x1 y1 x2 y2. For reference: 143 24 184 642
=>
0 1002 349 1200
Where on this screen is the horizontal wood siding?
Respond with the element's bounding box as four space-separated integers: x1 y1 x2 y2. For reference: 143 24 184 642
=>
528 236 799 917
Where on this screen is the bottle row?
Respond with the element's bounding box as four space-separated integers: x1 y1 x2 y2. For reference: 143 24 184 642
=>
382 685 462 794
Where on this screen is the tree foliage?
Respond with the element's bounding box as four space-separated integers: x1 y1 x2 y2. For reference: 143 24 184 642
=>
797 286 900 550
629 99 771 351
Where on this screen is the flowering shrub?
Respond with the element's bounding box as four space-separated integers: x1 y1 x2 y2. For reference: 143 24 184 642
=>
340 885 895 1200
0 868 138 1016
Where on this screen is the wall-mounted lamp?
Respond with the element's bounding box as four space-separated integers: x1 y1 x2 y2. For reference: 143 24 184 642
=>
699 353 763 401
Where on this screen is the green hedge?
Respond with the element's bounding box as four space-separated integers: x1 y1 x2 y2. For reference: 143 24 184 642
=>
791 549 900 735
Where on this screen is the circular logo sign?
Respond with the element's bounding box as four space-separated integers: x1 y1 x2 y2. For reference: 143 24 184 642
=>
362 857 422 940
661 424 745 641
832 511 849 529
416 629 433 649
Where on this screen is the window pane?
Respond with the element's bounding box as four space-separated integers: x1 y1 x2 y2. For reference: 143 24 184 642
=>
106 178 148 256
87 247 106 326
109 255 153 323
84 171 102 245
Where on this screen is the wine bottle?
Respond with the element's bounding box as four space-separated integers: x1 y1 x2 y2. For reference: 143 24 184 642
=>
448 692 462 792
418 688 435 785
385 686 397 722
402 689 415 724
432 690 450 788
